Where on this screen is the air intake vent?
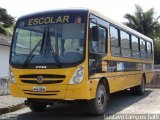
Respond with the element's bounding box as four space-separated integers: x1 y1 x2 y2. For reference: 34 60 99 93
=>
19 74 65 84
21 80 63 84
19 74 66 78
23 90 59 96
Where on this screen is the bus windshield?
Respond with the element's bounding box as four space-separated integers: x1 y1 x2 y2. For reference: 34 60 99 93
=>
11 13 86 68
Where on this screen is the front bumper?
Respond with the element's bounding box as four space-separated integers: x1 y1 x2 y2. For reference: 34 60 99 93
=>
10 83 90 100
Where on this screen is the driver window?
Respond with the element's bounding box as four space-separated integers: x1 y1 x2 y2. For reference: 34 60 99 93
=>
89 23 107 54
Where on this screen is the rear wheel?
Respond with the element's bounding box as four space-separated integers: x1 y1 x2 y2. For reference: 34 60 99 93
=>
130 76 145 95
29 101 47 112
88 83 108 115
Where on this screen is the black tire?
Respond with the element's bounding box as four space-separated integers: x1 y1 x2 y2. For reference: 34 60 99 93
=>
29 102 47 112
88 83 108 115
130 76 145 95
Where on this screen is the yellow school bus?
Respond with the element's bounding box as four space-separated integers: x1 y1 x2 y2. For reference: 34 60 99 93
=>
9 8 154 115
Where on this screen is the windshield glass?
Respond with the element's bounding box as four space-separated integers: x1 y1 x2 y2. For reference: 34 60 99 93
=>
11 13 86 68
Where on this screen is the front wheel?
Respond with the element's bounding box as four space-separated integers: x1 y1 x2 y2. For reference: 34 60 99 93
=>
88 83 108 115
28 101 47 112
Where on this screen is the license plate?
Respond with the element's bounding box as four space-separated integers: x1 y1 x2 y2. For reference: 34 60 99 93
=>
33 86 46 92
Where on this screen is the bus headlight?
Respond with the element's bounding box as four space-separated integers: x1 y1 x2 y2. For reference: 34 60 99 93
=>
9 70 16 83
69 66 84 84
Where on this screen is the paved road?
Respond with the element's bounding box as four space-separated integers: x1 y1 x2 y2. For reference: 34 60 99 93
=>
1 89 160 120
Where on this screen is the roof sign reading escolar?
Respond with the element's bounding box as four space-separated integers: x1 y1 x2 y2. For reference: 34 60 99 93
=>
17 13 85 27
28 15 70 26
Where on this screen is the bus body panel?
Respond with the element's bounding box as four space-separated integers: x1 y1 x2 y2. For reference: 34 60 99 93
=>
145 72 154 83
10 83 67 99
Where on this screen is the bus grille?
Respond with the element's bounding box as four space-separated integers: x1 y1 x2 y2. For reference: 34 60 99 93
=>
19 74 66 78
21 80 63 84
19 74 65 84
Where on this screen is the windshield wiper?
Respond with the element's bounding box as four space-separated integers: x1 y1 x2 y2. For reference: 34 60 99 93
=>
22 40 42 68
23 27 61 68
46 27 61 67
49 49 61 67
23 27 47 68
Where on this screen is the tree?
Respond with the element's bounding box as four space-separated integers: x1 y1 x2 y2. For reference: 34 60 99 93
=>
124 4 160 38
0 7 15 36
124 4 160 64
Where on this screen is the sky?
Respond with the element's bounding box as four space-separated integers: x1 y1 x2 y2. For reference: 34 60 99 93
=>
0 0 160 23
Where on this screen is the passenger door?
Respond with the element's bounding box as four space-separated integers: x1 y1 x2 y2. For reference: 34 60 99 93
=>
88 14 108 76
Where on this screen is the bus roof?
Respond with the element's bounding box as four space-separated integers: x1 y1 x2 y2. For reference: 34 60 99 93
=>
18 8 88 20
89 9 153 43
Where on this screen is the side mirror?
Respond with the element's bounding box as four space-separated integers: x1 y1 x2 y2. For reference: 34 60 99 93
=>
92 26 99 41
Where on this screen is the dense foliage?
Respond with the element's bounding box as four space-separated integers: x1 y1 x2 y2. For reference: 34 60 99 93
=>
124 5 160 64
0 7 15 36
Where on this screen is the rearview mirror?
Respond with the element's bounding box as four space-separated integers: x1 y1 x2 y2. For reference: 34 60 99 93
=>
92 26 99 41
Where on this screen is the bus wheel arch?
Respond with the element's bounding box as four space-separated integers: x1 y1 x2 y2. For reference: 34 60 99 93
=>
99 77 110 99
130 73 146 95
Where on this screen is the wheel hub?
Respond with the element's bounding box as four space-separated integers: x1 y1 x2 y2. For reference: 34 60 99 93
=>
97 90 105 110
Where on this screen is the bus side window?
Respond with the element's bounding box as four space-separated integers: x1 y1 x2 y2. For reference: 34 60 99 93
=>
131 35 140 58
110 26 120 56
99 28 107 53
140 39 147 59
147 42 152 60
120 30 131 57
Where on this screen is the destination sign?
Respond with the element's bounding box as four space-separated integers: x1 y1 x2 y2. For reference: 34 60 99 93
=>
17 13 85 27
28 15 70 26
